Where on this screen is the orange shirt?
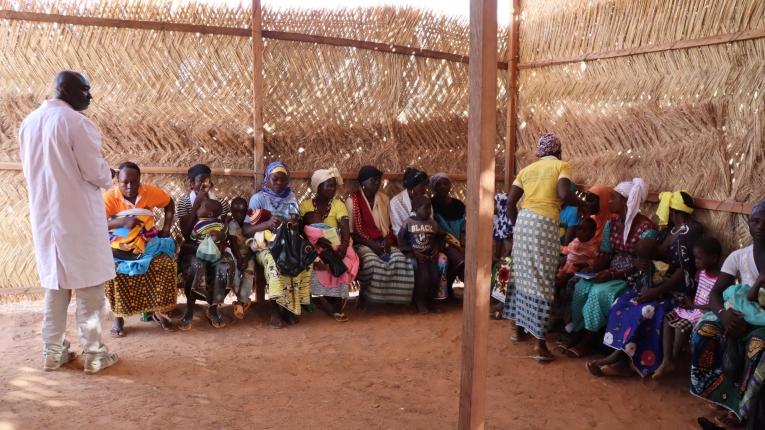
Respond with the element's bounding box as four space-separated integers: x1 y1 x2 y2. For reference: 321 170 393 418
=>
103 184 172 218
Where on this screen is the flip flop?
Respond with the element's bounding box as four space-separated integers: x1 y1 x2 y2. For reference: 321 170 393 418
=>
205 307 226 329
333 312 349 322
713 412 743 428
565 347 587 358
586 361 603 377
529 354 554 363
696 417 725 430
152 313 178 332
109 326 125 338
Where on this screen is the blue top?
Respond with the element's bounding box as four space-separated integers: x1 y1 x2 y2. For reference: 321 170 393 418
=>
246 190 299 221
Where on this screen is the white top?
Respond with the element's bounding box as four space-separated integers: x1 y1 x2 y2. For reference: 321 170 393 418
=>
389 190 412 236
721 245 759 286
19 99 116 290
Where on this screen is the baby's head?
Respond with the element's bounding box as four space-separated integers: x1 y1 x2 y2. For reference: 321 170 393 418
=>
693 236 723 272
197 198 223 220
411 195 432 220
230 197 248 225
634 234 659 262
575 218 597 243
302 211 323 227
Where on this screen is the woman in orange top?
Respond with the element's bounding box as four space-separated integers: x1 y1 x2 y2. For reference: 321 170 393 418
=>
103 162 177 337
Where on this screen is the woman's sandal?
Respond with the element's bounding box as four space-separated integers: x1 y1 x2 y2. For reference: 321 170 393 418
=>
152 313 178 332
232 301 251 320
713 412 743 428
205 307 226 329
586 361 604 377
109 326 125 338
529 354 554 363
333 312 349 322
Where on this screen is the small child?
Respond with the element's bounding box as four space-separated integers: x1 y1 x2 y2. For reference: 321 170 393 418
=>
398 195 448 313
558 218 598 280
228 197 254 320
191 199 228 254
653 237 722 380
554 218 598 331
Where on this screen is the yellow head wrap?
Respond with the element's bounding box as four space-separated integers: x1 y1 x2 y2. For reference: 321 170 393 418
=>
656 191 694 226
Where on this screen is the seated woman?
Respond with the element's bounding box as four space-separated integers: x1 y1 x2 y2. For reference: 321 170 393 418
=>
345 165 415 305
691 200 765 429
587 190 702 377
103 162 177 337
430 172 466 291
176 163 232 330
565 178 655 357
244 161 311 328
300 168 359 322
390 167 429 236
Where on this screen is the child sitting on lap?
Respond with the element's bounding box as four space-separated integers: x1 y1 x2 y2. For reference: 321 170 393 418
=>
398 195 447 314
554 218 598 331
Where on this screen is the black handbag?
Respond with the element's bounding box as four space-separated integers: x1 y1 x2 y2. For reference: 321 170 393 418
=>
270 223 318 277
319 248 349 278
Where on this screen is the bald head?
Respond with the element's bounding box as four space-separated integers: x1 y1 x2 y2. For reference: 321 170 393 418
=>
54 71 92 111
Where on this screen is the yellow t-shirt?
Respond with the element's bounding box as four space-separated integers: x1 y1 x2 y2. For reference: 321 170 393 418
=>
299 198 349 228
513 156 572 221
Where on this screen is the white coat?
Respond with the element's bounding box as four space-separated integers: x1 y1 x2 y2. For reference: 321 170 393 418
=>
19 99 116 290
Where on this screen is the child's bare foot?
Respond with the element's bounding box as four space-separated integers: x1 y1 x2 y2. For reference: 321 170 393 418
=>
652 361 675 380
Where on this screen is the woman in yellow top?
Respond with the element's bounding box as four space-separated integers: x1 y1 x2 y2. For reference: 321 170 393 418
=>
299 167 357 321
505 133 587 361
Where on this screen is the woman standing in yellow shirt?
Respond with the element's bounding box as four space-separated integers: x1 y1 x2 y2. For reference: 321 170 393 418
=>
504 133 587 361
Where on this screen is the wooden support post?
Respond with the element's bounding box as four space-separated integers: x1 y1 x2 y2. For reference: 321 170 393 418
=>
458 0 497 429
251 0 266 304
504 0 521 190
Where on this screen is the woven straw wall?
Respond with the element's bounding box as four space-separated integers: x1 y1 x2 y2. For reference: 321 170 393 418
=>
0 1 487 296
517 0 765 251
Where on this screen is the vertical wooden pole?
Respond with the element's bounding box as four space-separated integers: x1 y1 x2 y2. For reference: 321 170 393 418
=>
252 0 264 186
504 0 521 190
251 0 266 304
458 0 496 429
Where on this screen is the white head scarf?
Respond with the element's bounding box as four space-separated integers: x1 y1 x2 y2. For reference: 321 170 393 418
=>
310 167 343 193
614 178 648 244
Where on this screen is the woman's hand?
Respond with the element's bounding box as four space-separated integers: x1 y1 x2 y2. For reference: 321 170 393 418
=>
636 290 660 304
315 238 333 250
720 309 749 338
747 274 765 302
679 296 695 309
336 243 349 259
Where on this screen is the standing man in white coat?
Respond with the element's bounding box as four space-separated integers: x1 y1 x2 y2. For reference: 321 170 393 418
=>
19 71 119 374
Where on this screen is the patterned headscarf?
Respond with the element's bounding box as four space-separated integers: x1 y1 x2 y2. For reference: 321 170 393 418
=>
429 172 450 190
614 178 648 244
261 161 291 198
536 133 562 157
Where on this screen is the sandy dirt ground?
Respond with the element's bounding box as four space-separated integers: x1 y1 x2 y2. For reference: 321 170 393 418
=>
0 299 708 430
